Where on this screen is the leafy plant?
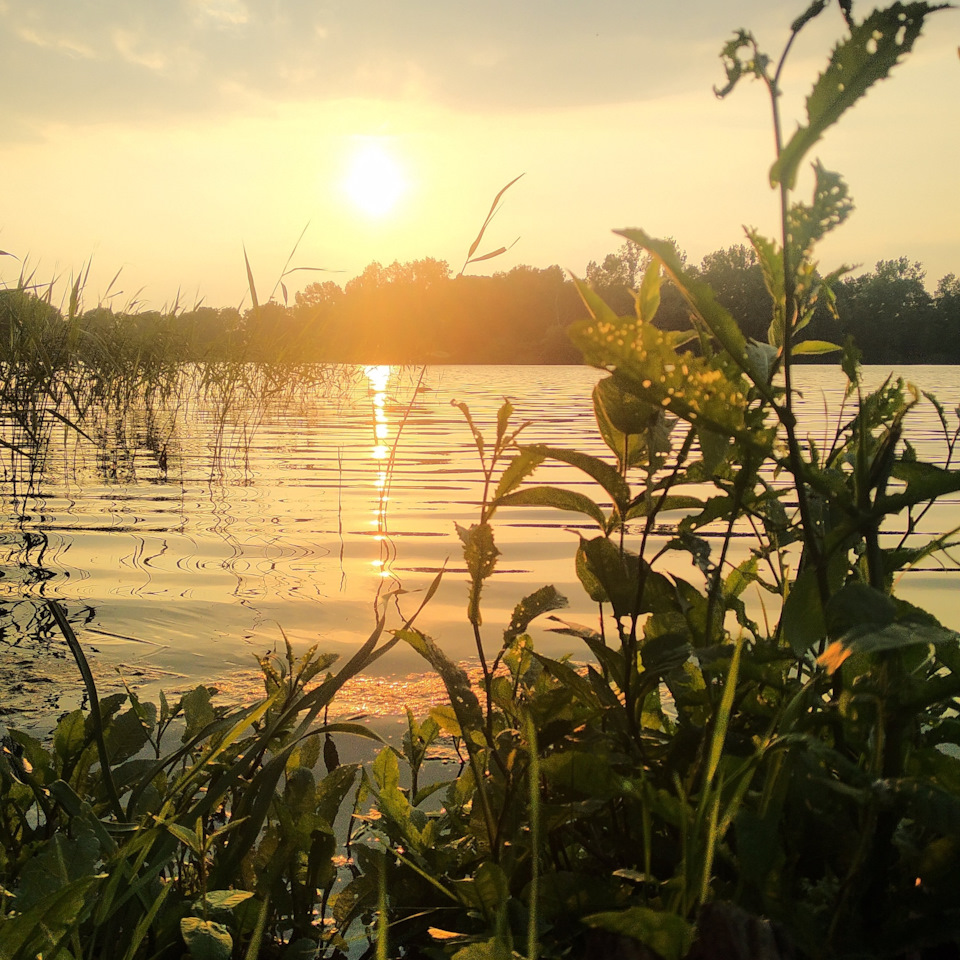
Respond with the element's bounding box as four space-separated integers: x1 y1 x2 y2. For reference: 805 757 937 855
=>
350 3 960 958
0 584 441 960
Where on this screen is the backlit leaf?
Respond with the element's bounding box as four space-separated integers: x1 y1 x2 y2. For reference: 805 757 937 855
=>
788 162 854 256
400 628 484 735
584 907 694 960
504 585 568 643
635 258 662 323
492 449 545 501
772 3 946 188
782 566 826 655
496 485 607 530
793 339 842 355
199 890 255 912
456 521 500 625
616 228 771 396
181 917 233 960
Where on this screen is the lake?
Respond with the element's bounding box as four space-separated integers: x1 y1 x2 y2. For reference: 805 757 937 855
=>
2 363 959 728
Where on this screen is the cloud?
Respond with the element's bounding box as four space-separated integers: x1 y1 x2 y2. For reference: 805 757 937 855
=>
111 27 171 72
0 0 873 143
15 24 97 59
191 0 249 27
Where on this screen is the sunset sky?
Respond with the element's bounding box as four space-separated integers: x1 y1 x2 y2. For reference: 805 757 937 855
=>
1 0 957 312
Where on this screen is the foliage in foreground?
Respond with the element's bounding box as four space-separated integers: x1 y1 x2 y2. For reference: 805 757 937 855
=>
0 593 440 960
3 3 960 960
351 3 960 958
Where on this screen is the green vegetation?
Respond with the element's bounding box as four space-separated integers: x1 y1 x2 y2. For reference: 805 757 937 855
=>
4 242 958 374
8 245 958 367
0 267 340 489
4 2 960 959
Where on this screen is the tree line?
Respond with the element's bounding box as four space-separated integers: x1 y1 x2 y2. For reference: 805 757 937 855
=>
3 243 958 365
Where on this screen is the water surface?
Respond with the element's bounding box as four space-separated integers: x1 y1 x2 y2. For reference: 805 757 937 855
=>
2 364 958 726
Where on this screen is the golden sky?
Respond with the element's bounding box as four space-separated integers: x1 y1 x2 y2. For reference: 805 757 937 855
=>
1 0 957 311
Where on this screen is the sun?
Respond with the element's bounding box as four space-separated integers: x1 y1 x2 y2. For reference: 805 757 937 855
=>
342 142 407 218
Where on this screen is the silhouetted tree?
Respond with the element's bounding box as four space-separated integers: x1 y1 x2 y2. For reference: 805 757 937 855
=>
832 259 934 363
691 244 772 342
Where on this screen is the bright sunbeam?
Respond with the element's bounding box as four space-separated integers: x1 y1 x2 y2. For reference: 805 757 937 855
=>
343 143 406 218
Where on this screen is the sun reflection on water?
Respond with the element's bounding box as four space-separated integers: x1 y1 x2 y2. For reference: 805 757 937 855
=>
364 365 397 582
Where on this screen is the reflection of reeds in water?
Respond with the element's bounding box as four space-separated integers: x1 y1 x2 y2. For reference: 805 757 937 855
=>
0 272 350 669
1 264 347 486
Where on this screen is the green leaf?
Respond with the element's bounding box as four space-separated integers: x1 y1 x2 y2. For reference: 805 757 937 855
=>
524 445 631 516
594 376 677 472
841 335 862 387
781 566 826 655
881 529 960 576
495 398 514 447
873 777 960 835
568 294 769 451
746 340 780 384
181 685 215 742
640 632 693 676
372 745 400 794
792 339 842 355
616 229 770 396
453 399 485 458
456 521 500 625
53 709 87 770
697 425 731 473
573 272 624 327
167 821 204 854
181 917 233 960
826 581 896 637
316 762 360 827
492 448 545 502
541 750 619 800
0 875 101 960
199 890 255 912
771 3 945 188
725 556 759 600
399 628 484 736
104 706 152 764
635 258 662 323
575 535 673 620
429 704 462 738
534 652 601 706
879 461 960 514
787 162 854 256
714 29 766 99
243 244 260 317
818 583 960 673
496 485 607 530
584 907 694 960
625 494 704 522
503 585 568 643
284 766 317 819
594 375 661 436
472 861 510 917
450 940 513 960
16 826 101 911
746 229 785 349
464 173 523 265
791 0 829 33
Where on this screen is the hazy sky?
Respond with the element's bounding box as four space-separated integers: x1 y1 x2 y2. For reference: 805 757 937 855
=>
1 0 957 311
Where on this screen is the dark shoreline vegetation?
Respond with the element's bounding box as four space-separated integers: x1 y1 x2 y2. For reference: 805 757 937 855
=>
4 247 959 368
4 3 960 959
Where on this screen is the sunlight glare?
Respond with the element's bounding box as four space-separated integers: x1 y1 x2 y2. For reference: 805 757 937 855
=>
343 144 406 218
364 365 391 393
